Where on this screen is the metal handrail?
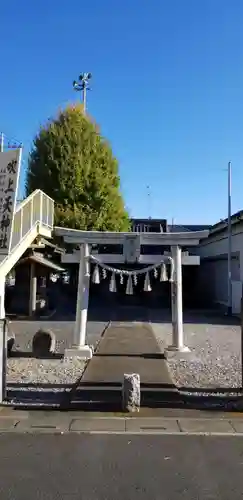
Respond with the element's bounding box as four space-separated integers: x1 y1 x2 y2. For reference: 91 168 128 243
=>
10 190 54 252
15 189 54 212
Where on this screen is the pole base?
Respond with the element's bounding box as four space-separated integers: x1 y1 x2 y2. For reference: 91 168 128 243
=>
165 344 191 355
64 345 93 359
225 306 233 317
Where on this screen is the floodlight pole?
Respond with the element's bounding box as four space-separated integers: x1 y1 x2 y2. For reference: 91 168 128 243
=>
83 85 87 114
73 73 92 115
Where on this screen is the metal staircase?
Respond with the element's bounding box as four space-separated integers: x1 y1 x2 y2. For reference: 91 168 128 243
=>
0 190 54 278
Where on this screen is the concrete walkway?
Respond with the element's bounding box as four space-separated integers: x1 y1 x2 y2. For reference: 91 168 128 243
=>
81 323 174 387
1 406 243 434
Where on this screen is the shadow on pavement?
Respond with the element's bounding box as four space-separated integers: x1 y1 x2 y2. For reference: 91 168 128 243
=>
8 303 240 327
179 386 242 393
6 381 243 413
89 306 240 326
10 351 63 360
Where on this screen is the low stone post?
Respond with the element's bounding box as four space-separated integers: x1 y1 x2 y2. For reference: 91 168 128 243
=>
32 329 56 358
122 373 140 412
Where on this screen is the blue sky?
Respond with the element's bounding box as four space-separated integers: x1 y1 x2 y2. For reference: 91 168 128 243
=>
1 0 243 224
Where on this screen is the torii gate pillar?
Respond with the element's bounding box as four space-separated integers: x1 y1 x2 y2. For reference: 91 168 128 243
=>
65 243 93 359
166 245 190 353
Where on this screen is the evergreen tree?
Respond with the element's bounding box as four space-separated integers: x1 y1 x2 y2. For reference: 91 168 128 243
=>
26 104 130 231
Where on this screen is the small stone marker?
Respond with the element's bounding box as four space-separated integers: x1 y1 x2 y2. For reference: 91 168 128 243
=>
7 335 15 355
5 319 15 355
122 373 140 412
32 329 56 358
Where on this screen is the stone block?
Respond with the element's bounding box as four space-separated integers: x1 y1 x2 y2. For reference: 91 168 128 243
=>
32 329 56 358
122 373 140 412
4 319 15 355
7 335 15 355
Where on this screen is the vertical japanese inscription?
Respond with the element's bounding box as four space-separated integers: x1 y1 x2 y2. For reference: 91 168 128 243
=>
0 151 21 254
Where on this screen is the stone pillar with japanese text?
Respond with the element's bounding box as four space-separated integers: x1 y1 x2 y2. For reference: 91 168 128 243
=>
0 149 22 318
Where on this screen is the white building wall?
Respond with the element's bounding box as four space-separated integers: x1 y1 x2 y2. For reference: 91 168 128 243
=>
195 222 243 314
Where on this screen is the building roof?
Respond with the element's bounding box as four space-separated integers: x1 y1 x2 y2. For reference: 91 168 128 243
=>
17 252 65 272
131 218 210 234
209 209 243 235
31 237 65 254
168 224 211 233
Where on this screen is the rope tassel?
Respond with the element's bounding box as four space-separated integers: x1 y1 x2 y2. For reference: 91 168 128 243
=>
109 272 117 293
144 272 152 292
92 264 100 284
89 254 175 288
126 274 133 295
160 263 168 282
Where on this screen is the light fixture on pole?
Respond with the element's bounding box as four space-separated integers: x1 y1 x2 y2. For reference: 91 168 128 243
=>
73 72 92 114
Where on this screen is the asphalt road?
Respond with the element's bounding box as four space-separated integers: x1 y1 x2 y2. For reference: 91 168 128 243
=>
0 434 243 499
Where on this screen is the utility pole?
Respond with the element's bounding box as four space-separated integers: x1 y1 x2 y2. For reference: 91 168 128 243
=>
227 161 232 316
73 73 92 114
0 133 4 152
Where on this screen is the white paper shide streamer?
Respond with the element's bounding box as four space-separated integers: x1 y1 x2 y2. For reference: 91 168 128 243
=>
109 272 117 293
92 264 100 284
126 274 133 295
160 262 168 282
143 272 151 292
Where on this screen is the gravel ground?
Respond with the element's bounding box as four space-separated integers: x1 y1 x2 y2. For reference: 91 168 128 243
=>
6 311 242 392
7 358 87 385
7 320 107 385
149 311 242 391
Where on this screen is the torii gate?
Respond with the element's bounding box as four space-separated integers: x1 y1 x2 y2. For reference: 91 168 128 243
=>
55 228 209 358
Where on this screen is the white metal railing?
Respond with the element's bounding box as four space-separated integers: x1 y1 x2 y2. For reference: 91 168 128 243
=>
10 190 54 252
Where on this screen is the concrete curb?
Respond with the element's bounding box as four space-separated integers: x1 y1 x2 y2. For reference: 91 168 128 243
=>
1 415 243 435
5 386 243 412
